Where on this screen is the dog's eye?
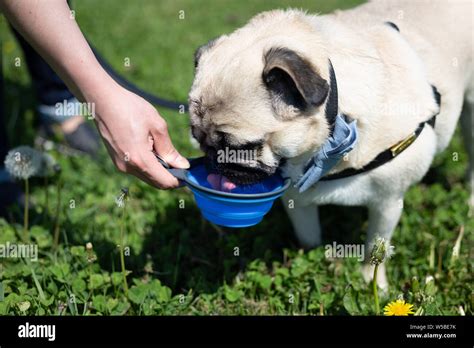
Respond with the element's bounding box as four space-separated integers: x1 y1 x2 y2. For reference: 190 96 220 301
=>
190 99 205 118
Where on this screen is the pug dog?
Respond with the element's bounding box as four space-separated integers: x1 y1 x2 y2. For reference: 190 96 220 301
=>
188 0 473 289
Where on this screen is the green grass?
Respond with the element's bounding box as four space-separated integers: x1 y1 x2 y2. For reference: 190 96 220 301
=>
0 0 472 316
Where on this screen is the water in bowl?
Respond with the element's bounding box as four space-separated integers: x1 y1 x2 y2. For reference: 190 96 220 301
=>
187 163 283 195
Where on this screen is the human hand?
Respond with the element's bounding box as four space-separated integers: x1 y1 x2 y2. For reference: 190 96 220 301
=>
1 0 189 188
94 86 189 189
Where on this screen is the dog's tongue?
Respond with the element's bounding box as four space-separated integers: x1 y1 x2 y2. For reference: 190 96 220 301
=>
207 173 237 192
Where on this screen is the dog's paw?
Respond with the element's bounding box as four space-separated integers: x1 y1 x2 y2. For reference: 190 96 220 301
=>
361 263 389 292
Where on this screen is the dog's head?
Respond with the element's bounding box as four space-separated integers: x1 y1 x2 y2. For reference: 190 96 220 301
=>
189 10 333 185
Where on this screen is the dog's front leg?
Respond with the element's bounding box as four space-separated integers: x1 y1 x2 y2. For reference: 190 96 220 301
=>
361 198 404 290
283 196 321 249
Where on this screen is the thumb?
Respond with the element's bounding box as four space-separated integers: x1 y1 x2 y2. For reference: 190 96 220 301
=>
151 124 190 169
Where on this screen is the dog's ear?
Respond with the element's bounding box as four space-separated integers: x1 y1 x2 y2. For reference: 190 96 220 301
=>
262 48 329 113
194 37 220 68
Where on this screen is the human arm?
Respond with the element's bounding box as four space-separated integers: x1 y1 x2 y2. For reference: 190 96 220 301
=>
0 0 189 188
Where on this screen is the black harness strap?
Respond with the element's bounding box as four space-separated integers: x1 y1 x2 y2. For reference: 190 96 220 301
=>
325 60 339 136
318 21 443 182
321 85 441 181
430 85 441 128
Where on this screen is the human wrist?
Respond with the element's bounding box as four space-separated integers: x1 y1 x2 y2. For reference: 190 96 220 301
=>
73 64 123 121
71 60 118 104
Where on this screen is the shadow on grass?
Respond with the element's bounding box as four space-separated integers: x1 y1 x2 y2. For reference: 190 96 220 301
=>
85 194 369 295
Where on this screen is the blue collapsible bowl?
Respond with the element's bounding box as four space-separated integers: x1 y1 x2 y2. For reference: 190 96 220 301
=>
157 156 291 228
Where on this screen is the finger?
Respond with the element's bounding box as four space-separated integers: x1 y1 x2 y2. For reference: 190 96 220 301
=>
132 169 175 190
135 149 180 189
151 122 190 169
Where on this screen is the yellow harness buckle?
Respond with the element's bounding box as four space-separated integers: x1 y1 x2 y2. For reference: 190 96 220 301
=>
390 132 417 157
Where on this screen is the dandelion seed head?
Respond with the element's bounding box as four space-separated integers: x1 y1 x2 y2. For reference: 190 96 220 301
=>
115 187 129 208
86 242 96 263
115 193 125 208
4 146 43 180
370 237 395 265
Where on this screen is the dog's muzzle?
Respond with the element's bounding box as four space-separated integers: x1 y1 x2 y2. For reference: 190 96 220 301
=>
203 148 275 185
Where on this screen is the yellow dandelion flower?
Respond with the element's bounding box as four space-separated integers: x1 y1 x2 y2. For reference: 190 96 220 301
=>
384 299 415 316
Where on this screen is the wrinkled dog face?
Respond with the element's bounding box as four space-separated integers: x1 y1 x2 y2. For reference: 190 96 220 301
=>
189 11 332 185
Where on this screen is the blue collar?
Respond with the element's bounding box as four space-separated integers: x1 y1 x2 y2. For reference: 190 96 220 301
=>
295 114 358 192
294 60 359 192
